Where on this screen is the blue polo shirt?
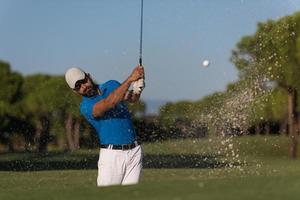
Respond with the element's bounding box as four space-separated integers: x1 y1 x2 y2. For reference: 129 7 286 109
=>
80 80 136 145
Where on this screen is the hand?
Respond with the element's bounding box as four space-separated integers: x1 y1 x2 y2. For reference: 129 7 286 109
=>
133 78 145 94
129 66 144 83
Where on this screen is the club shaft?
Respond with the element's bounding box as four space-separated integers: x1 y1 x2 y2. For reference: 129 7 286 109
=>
139 0 143 66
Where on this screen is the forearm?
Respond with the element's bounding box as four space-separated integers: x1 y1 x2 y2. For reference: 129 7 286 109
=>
131 93 141 102
107 78 133 106
124 90 141 103
93 78 132 117
93 65 144 118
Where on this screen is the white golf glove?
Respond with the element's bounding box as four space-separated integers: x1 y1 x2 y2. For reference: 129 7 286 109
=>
132 78 145 94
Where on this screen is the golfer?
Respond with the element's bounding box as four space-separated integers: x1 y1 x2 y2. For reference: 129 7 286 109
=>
65 65 145 186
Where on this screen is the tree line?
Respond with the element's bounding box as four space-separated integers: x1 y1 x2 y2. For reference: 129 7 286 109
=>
159 11 300 158
0 61 148 152
2 11 300 158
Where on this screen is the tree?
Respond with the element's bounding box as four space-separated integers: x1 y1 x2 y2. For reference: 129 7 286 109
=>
127 100 146 119
22 74 82 152
48 76 82 151
21 74 52 152
0 60 25 151
231 12 300 158
159 101 195 128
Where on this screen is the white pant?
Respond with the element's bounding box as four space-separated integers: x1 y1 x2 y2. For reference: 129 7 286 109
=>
97 145 143 187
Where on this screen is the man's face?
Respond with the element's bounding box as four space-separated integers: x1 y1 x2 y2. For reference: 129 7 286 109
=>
74 74 94 96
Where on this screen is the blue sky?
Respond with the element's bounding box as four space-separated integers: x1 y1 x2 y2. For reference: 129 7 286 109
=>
1 0 300 102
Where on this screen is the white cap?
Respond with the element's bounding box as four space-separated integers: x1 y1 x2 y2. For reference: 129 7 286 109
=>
65 67 85 89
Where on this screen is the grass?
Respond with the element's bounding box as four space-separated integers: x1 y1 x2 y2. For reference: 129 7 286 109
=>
0 135 300 200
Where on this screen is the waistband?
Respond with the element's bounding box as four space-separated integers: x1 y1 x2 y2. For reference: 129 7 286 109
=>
100 141 140 150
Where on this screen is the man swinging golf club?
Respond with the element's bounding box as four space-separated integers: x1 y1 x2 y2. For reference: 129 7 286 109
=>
65 65 145 186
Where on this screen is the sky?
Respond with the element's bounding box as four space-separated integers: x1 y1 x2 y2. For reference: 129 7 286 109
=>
1 0 300 103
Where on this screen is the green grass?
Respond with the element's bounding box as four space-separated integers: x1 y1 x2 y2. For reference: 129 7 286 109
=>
1 135 300 200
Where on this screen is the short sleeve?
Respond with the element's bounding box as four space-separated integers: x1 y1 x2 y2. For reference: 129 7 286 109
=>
80 100 95 120
107 80 121 88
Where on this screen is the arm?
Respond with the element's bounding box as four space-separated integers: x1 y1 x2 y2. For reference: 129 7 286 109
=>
92 66 144 118
124 90 141 103
125 68 145 102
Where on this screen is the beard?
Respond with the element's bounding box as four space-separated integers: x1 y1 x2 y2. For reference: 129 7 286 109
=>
84 84 99 97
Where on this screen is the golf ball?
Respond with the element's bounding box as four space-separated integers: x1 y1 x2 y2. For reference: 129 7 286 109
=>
202 60 210 67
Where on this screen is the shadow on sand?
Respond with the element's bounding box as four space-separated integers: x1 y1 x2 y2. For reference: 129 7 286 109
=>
0 152 233 171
